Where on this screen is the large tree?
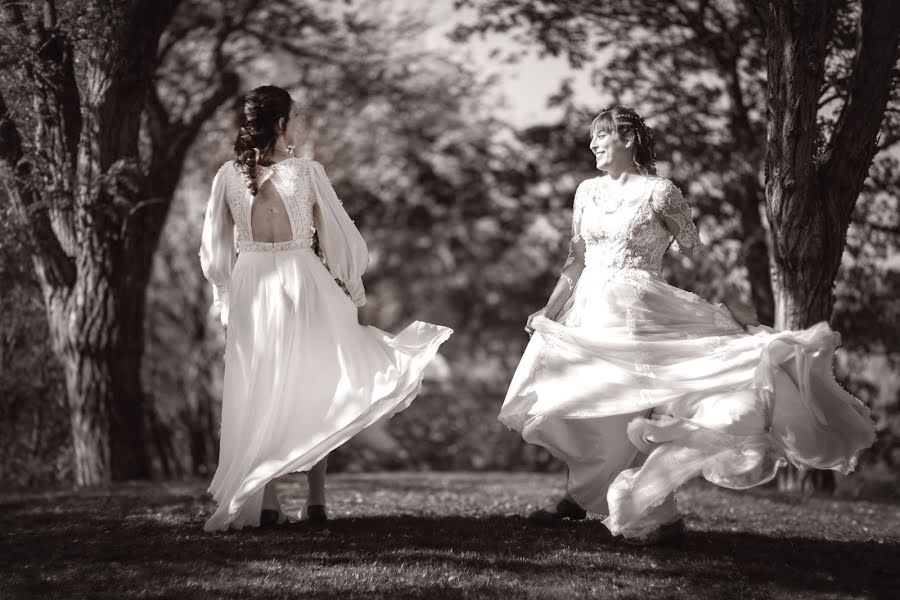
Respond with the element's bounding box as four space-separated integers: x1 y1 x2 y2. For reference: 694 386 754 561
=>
765 0 900 330
0 0 184 485
765 0 900 491
0 0 364 485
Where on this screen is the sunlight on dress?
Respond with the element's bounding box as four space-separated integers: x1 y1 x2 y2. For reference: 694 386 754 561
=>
500 176 875 538
199 158 452 531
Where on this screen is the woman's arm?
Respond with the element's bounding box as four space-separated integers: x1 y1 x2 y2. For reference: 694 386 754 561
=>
309 160 369 307
526 182 587 333
199 163 236 327
650 179 758 328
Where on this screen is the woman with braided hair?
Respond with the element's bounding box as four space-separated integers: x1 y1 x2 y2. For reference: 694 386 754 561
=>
199 85 452 531
500 106 874 544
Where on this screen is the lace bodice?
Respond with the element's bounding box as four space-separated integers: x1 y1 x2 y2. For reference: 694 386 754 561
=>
219 157 315 252
200 158 369 325
564 176 701 279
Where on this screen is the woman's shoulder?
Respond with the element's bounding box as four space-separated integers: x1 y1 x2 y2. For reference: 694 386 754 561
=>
274 156 326 177
642 175 683 197
217 159 239 176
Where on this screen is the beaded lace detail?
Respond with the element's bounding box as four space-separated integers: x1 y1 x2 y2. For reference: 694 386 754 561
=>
221 158 316 252
564 176 702 276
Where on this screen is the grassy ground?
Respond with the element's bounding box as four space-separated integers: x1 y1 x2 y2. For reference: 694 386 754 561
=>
1 472 898 599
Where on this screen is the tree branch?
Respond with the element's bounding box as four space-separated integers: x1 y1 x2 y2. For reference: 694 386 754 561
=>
0 90 75 288
820 0 900 221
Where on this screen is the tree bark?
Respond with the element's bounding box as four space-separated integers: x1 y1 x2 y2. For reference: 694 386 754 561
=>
0 0 180 484
766 0 900 492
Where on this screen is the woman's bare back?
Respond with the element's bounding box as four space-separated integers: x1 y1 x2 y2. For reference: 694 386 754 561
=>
250 174 294 243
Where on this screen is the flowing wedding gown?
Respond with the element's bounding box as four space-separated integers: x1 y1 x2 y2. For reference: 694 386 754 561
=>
199 157 452 531
500 175 875 538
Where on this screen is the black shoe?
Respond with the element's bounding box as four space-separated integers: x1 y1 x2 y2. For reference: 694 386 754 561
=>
622 518 687 546
528 497 588 525
304 504 328 524
259 508 287 529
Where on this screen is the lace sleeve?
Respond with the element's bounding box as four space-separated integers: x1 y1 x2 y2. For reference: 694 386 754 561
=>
199 163 236 326
309 161 369 307
649 179 702 253
562 181 588 289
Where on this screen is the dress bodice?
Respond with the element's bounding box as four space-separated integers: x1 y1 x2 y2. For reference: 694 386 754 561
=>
571 176 701 274
219 157 316 252
200 157 370 324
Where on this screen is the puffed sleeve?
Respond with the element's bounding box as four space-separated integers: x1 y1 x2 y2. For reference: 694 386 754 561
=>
310 161 369 307
649 178 702 254
561 180 588 290
199 163 236 326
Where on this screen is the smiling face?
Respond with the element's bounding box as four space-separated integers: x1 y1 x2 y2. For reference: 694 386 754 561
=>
590 129 632 172
589 121 634 175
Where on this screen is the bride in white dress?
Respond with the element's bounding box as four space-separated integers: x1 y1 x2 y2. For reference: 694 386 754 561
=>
199 85 452 531
500 106 875 544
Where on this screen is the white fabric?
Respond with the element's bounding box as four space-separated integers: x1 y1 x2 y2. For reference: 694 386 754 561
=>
310 161 368 306
198 163 236 326
199 158 452 531
501 174 875 538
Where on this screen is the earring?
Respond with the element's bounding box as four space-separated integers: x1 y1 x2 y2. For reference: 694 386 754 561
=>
286 144 295 157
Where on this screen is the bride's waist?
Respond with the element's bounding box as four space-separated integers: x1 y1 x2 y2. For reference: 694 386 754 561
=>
583 247 660 272
237 238 314 253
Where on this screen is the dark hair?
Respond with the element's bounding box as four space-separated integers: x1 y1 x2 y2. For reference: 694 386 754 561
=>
590 106 657 175
233 85 293 195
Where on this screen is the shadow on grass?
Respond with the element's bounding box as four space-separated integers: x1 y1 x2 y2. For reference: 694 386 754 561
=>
4 506 899 599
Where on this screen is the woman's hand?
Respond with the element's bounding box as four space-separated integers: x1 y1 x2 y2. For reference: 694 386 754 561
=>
357 303 372 327
722 284 760 328
724 302 760 328
525 307 547 336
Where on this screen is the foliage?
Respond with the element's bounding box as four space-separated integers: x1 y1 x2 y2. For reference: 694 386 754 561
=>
453 0 900 486
1 1 898 487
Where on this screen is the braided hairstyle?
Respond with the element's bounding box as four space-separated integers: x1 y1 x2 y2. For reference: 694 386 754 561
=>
233 85 293 195
590 106 657 176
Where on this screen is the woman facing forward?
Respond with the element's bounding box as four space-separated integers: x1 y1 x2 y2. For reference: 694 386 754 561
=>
199 85 452 531
500 106 874 544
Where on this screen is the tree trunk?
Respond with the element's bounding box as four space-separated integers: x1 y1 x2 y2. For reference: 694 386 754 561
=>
41 240 152 484
0 0 181 484
766 0 839 493
766 0 900 492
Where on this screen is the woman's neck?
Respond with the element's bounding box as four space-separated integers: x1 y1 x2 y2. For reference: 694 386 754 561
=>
261 140 294 165
604 165 638 184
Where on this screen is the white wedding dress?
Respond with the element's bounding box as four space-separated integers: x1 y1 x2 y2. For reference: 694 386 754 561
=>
199 157 452 531
500 175 875 538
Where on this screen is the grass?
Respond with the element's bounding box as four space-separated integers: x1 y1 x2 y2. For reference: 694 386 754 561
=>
1 472 899 599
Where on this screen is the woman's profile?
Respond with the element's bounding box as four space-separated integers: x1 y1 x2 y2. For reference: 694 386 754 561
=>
501 106 874 544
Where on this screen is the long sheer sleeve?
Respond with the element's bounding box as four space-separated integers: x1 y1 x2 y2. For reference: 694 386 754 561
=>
649 178 703 256
309 161 369 307
562 181 588 290
199 163 236 326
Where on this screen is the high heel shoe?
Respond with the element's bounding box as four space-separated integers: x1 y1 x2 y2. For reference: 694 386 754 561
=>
527 497 587 525
259 508 288 529
301 502 328 525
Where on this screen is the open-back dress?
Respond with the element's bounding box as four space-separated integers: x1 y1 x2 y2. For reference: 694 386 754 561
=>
199 157 452 531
